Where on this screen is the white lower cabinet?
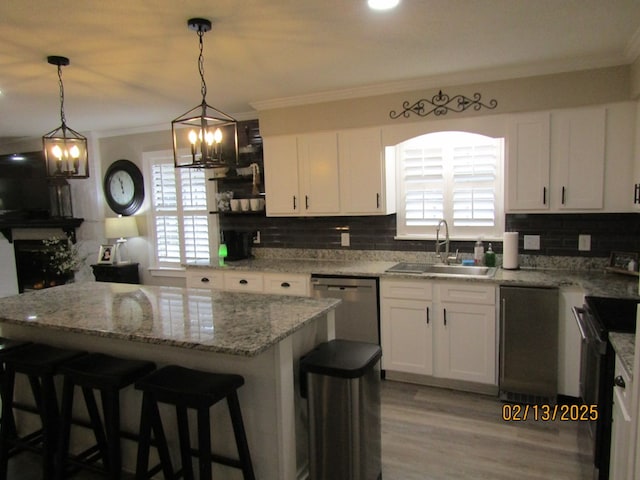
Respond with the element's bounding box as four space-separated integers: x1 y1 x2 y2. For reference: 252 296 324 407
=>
185 268 310 297
610 354 633 480
381 278 497 386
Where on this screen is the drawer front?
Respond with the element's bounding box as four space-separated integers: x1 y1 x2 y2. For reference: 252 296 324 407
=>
438 282 495 305
224 272 264 293
381 279 432 300
185 270 224 290
263 273 310 296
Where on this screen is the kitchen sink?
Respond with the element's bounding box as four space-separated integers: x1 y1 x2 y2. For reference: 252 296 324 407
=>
385 262 496 277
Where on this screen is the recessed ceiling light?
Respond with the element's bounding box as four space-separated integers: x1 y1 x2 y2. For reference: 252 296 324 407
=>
368 0 400 10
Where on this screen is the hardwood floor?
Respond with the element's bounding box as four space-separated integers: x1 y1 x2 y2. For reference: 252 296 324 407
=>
381 380 593 480
8 379 592 479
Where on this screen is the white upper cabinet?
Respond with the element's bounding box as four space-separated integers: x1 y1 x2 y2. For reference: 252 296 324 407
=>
338 128 396 215
263 128 394 217
551 106 605 210
298 132 341 215
506 112 551 211
263 135 301 215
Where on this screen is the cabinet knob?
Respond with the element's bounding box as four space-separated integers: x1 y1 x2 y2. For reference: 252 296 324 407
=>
614 375 626 389
281 282 291 288
201 277 210 283
239 279 248 285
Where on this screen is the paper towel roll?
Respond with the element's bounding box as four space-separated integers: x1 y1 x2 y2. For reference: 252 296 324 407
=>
503 232 519 270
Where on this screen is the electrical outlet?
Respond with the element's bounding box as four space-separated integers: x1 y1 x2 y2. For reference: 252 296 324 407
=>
523 235 540 250
578 234 591 251
341 232 350 247
254 231 261 244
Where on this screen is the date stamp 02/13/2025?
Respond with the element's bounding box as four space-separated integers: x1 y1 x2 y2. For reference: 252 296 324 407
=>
502 403 598 422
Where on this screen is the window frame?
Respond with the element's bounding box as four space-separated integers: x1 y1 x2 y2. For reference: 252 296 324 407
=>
395 131 505 241
144 150 218 268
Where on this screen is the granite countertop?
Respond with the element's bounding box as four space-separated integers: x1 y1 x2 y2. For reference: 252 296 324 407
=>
190 258 640 299
609 332 635 380
0 282 340 357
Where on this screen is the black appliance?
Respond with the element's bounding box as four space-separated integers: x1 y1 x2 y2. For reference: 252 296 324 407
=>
0 151 50 219
222 230 254 261
573 295 639 480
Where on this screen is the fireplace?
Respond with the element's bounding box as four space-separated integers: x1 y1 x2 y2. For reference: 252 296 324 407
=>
13 239 73 293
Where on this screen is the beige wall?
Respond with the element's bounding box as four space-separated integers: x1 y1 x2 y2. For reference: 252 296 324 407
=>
258 66 631 136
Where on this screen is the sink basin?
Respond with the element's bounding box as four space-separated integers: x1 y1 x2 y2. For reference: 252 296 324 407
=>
385 262 496 277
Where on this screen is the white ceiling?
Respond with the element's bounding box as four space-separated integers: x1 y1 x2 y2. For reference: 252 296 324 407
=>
1 0 640 141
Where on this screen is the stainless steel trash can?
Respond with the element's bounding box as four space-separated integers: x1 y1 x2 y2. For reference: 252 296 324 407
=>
300 339 382 480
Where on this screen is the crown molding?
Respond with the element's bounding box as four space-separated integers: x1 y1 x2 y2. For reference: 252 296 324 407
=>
250 55 630 111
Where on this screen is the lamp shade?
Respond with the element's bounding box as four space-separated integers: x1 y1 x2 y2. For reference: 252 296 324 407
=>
105 216 139 240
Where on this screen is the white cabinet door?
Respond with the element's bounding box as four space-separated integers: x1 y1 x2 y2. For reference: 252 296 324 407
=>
551 107 605 209
381 297 433 375
558 288 583 397
610 355 632 480
185 269 224 290
298 132 341 215
338 128 395 215
506 112 551 211
435 301 496 385
263 135 300 216
223 271 264 293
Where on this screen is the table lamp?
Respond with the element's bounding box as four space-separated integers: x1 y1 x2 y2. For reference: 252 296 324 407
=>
105 215 139 264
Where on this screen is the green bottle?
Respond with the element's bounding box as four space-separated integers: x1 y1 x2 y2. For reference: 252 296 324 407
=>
485 243 496 267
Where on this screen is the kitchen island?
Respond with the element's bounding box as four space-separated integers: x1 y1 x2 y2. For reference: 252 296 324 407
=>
0 281 340 480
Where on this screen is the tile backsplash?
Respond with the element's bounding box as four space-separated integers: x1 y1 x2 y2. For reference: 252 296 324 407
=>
220 212 640 258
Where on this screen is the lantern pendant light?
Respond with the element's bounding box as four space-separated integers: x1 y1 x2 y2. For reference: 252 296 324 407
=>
42 56 89 179
172 18 238 169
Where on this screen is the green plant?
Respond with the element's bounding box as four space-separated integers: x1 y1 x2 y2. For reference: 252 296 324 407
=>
42 236 82 276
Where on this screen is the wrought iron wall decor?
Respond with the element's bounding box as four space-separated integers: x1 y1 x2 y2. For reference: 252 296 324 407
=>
389 90 498 119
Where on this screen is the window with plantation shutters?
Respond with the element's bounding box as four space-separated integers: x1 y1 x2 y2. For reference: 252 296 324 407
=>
396 131 504 239
147 152 212 266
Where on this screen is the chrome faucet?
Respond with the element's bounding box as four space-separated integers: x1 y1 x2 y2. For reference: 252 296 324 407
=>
435 219 459 264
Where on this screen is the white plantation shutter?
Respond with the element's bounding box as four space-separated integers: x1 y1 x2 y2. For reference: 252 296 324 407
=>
149 154 212 266
397 132 504 239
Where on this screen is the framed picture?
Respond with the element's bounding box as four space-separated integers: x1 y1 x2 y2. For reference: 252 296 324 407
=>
606 251 639 277
97 244 115 264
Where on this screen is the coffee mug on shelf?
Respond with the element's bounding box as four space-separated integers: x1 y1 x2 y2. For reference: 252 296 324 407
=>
250 198 265 211
240 199 250 211
230 199 241 212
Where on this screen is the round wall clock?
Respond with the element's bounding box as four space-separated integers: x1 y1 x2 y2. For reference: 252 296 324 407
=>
103 159 144 215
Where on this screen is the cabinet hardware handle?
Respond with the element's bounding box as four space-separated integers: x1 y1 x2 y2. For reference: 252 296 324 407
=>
239 279 248 285
281 282 291 288
614 375 626 389
293 196 297 210
443 308 447 326
426 306 430 324
634 184 640 204
305 195 309 210
201 277 210 283
543 187 547 205
376 193 380 209
561 186 566 205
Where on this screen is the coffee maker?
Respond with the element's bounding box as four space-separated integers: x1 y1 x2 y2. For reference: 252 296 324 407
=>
222 230 254 261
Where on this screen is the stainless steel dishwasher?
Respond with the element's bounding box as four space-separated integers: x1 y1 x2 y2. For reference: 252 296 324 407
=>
311 275 380 344
499 286 559 403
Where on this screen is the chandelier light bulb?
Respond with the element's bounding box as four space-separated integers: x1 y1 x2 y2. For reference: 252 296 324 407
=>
69 145 80 159
214 128 223 144
52 145 63 160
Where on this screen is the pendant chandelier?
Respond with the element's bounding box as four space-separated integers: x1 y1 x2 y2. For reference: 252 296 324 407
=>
172 18 238 169
42 56 89 179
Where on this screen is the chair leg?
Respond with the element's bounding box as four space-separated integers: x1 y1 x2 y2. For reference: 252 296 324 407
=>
176 406 194 480
227 392 256 480
101 389 121 479
55 377 75 480
39 374 59 480
0 368 16 479
197 407 212 480
136 393 174 479
83 386 110 469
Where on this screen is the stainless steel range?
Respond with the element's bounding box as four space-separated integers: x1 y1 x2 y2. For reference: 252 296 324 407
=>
573 296 638 480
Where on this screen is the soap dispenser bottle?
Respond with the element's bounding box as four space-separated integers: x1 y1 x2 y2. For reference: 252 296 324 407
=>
484 243 496 267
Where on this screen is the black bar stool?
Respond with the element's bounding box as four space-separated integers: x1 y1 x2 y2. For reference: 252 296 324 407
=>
0 338 30 436
0 343 85 480
54 352 156 479
135 365 255 480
